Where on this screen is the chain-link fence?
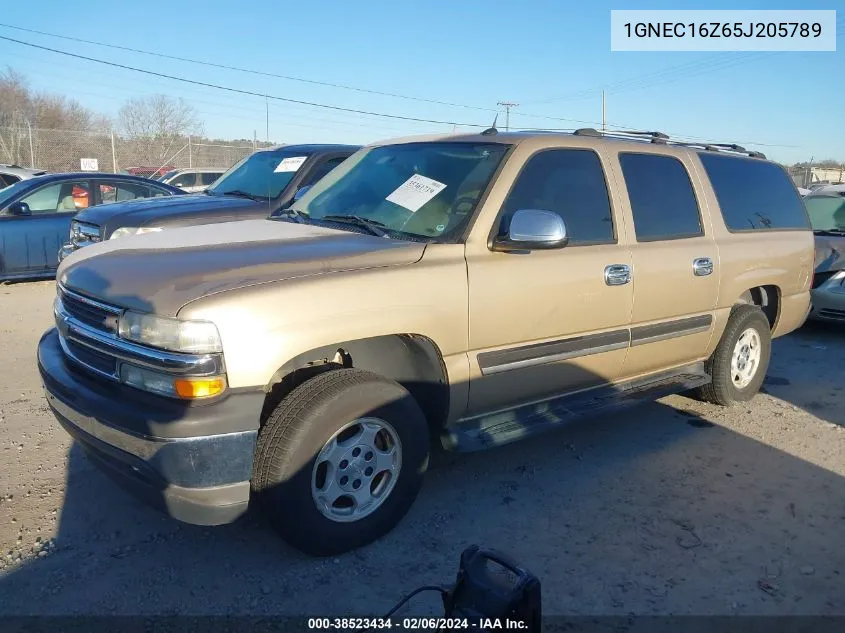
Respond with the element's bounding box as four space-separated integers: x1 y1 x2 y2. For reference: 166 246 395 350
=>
787 165 845 189
0 126 271 175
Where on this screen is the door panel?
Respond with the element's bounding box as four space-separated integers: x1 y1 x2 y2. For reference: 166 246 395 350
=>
0 214 73 275
465 147 633 416
611 151 720 379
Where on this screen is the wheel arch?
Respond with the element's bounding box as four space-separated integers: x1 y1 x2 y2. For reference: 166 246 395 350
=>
260 333 450 431
735 284 781 330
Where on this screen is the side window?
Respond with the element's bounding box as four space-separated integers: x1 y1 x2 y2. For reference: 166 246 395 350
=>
699 153 810 231
20 181 90 214
302 157 347 187
171 173 197 188
499 149 615 245
149 185 171 197
200 172 222 186
0 174 20 187
98 181 152 204
619 153 703 241
115 182 152 202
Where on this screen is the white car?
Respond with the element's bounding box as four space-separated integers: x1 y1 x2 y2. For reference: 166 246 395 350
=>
157 168 225 193
0 164 47 188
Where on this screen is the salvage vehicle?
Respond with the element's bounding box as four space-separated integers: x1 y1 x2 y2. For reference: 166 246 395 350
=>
58 144 358 261
804 188 845 322
39 129 813 556
0 172 181 281
0 164 47 187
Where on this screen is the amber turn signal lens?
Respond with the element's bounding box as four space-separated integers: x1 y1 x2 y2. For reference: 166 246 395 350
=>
173 376 226 399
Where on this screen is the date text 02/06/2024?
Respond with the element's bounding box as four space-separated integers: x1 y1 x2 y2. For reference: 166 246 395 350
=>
306 617 529 630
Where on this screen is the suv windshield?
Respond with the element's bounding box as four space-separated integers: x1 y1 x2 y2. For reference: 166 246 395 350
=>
207 150 313 200
290 142 510 241
804 194 845 232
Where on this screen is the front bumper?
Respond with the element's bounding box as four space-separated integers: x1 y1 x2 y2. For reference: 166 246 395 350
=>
38 328 264 525
809 286 845 323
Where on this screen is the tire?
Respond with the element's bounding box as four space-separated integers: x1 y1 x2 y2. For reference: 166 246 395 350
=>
252 368 429 556
694 304 772 406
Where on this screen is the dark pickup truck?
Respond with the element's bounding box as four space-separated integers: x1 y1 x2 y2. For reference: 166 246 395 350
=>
59 143 359 260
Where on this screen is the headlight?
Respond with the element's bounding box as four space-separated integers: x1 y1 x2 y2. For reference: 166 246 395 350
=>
70 221 102 244
119 364 226 399
109 226 162 240
118 311 223 354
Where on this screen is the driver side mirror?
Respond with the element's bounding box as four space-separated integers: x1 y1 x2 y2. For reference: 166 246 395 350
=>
492 209 568 252
293 185 313 202
7 201 32 216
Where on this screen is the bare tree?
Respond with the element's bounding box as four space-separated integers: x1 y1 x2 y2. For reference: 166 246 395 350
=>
118 94 203 165
0 67 100 167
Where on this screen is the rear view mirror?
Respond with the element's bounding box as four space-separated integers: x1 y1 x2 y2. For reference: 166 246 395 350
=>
492 209 568 252
7 201 32 216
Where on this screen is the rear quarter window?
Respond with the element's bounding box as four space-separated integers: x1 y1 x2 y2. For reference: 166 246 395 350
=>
698 153 810 231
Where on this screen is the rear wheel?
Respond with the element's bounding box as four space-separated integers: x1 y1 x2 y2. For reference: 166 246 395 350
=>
695 304 771 406
252 368 429 556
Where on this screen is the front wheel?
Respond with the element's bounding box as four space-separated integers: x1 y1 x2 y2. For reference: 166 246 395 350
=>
695 304 772 406
252 368 430 556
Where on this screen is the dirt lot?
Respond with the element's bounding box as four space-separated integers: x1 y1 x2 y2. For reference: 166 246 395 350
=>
0 280 843 616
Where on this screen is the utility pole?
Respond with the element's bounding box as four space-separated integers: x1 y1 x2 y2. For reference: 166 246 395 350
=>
497 101 519 131
265 95 269 144
25 120 34 167
601 91 606 131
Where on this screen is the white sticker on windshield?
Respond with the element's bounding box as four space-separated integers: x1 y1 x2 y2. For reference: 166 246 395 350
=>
385 174 447 212
274 156 307 173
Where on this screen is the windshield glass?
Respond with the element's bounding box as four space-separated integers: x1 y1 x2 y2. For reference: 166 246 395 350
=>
207 149 312 200
804 195 845 231
291 142 510 240
158 169 179 183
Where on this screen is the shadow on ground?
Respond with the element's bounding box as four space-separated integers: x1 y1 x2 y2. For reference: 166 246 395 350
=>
0 322 843 617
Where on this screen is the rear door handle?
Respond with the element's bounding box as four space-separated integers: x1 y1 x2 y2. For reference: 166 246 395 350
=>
693 257 714 276
604 264 631 286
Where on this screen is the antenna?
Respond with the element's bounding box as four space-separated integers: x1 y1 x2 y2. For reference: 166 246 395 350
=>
481 113 499 136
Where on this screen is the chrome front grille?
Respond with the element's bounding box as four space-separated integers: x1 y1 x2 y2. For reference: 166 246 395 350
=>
59 288 120 334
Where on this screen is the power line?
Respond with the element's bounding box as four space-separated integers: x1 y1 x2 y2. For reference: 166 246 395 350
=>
0 35 489 129
0 22 497 114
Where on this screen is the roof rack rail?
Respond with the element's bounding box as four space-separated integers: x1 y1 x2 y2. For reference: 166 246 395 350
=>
571 129 766 158
573 128 670 144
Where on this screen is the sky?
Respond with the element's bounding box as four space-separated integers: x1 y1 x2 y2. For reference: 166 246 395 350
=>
0 0 842 164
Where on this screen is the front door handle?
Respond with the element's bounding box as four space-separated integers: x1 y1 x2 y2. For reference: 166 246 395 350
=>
693 257 714 276
604 264 631 286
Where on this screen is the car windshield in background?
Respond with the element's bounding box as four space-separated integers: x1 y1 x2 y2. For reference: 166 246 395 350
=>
158 169 179 182
207 150 313 200
804 194 845 232
291 142 510 240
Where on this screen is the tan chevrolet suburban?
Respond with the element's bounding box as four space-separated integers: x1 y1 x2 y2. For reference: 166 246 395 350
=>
38 129 814 556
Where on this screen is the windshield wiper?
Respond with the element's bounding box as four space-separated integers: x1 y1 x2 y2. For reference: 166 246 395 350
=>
814 228 845 235
272 207 308 224
219 189 263 202
321 214 389 238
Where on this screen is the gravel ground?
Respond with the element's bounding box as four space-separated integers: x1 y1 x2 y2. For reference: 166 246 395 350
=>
0 279 843 616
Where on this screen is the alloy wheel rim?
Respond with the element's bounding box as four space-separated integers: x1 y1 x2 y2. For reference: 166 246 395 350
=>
311 417 402 523
731 327 762 389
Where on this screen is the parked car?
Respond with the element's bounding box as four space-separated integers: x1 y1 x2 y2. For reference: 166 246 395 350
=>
157 168 226 193
0 173 182 281
58 144 358 260
40 129 813 556
804 189 845 322
0 164 47 187
125 166 175 179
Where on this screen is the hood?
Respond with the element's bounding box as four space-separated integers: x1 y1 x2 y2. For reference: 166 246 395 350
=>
74 193 265 230
814 233 845 273
58 219 426 316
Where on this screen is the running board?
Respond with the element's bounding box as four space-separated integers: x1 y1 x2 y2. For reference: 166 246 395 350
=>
441 363 711 452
